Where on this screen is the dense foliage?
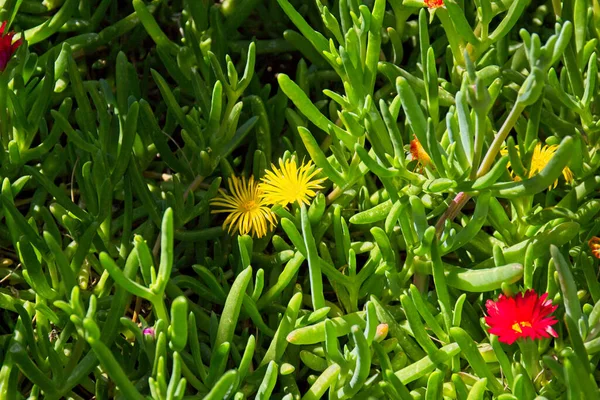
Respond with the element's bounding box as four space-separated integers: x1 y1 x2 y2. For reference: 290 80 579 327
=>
0 0 600 399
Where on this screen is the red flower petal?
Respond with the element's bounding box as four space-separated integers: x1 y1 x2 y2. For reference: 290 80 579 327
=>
425 0 444 8
0 21 21 72
589 237 600 259
484 290 559 344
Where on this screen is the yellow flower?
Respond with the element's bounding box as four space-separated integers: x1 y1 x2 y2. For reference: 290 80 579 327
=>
259 158 326 207
210 175 276 238
503 142 573 188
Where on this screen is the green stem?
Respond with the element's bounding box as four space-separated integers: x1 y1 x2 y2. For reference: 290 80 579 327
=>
131 0 178 53
563 43 584 97
412 273 428 294
518 338 540 382
326 186 344 205
389 2 411 37
476 102 526 177
0 74 9 150
223 0 261 32
436 9 465 66
48 353 98 400
100 216 111 245
183 175 205 201
481 21 489 44
552 0 561 17
152 296 169 324
470 110 487 180
435 192 470 238
512 196 532 240
301 204 325 310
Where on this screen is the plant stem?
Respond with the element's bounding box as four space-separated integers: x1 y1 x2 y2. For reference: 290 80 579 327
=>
470 110 487 180
436 9 465 66
437 101 525 238
552 0 561 17
413 273 428 294
152 296 169 324
184 175 205 200
326 186 344 205
0 74 9 150
435 192 470 238
476 102 526 177
518 338 541 381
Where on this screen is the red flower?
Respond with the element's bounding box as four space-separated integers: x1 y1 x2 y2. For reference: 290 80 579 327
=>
425 0 444 8
0 21 22 72
589 237 600 259
484 290 558 345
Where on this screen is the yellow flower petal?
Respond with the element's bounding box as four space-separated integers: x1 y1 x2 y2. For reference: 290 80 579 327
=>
503 142 573 188
259 158 327 207
210 175 276 238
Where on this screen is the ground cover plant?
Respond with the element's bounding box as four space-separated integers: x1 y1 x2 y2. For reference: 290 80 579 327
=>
0 0 600 398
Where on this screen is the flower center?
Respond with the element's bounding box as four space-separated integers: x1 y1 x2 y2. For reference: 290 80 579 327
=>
511 321 532 333
292 188 304 201
278 179 306 203
242 200 258 211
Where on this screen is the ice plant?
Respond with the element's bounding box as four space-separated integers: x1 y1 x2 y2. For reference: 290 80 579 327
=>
211 175 276 238
504 143 573 188
589 237 600 259
484 290 558 345
259 158 326 207
424 0 444 8
0 21 22 71
409 135 431 170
